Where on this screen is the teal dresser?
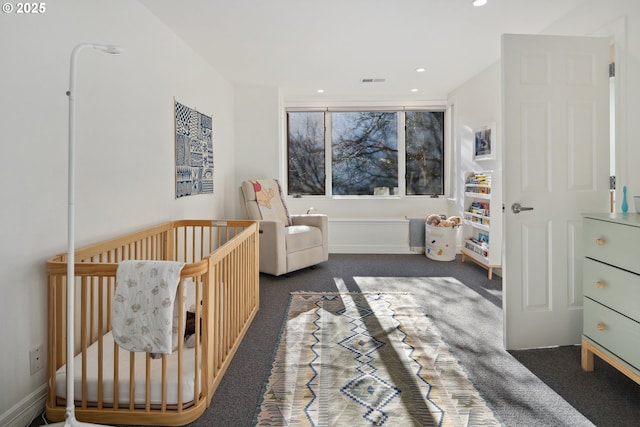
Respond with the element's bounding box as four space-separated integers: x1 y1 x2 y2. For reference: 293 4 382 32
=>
582 213 640 385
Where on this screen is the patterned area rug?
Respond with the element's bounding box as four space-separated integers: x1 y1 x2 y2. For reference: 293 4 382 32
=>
255 292 502 426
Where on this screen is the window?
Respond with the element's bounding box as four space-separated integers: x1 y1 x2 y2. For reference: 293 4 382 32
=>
332 111 398 195
287 108 445 196
405 111 444 195
287 111 325 195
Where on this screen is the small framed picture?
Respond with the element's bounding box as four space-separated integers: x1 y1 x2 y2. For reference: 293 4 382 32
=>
473 122 495 161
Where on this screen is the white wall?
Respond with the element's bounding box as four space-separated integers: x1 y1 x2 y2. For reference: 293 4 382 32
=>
0 1 234 424
233 84 281 207
450 64 502 198
449 63 503 266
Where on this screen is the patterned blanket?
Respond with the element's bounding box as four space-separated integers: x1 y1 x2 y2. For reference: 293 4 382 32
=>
112 260 185 355
255 292 502 426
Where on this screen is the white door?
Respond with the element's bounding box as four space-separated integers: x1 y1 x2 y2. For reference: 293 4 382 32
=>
502 34 610 349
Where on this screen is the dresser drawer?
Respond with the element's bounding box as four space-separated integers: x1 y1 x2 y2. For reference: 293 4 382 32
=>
584 217 640 274
583 298 640 370
583 258 640 322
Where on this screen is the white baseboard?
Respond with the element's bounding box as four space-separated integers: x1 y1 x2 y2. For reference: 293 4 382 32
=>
0 383 47 427
327 218 466 256
330 244 415 254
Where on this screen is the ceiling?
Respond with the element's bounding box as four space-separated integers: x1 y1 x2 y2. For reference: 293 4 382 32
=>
140 0 586 101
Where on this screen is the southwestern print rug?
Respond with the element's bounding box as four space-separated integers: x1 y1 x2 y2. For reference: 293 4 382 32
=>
255 292 502 426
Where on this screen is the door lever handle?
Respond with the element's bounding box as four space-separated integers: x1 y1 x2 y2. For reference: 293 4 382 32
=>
511 203 534 214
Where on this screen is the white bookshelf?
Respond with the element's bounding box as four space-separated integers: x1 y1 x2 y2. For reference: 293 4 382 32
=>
461 171 502 279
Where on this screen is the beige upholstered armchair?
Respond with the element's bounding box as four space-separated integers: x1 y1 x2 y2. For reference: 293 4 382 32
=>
240 179 329 276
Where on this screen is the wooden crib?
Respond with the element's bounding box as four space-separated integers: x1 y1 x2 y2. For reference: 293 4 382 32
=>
45 219 259 426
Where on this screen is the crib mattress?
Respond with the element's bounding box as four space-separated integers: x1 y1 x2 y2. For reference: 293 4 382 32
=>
55 331 199 406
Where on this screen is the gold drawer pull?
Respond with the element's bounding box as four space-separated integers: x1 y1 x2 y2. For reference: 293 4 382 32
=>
597 322 607 331
596 238 606 246
596 281 606 289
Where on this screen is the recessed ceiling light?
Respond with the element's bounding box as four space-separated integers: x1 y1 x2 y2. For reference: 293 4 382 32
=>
472 0 487 6
415 67 425 73
317 89 325 93
411 88 419 92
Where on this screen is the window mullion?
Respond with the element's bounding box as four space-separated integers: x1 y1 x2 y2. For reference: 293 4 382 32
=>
398 112 407 196
325 111 332 197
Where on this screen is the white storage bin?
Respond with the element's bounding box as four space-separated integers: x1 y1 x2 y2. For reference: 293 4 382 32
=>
425 224 459 261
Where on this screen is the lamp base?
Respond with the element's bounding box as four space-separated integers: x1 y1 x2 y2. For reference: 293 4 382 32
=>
43 411 112 427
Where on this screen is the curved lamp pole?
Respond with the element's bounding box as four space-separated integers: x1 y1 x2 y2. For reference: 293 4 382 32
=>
49 43 123 427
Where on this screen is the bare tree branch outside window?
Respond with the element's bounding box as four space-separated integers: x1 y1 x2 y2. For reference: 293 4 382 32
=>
288 112 325 195
332 111 398 195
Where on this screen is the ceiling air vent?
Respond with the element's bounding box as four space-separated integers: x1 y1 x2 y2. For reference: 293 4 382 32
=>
361 78 386 83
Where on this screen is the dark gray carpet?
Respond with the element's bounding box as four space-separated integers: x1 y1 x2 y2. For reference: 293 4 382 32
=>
36 254 640 426
509 346 640 427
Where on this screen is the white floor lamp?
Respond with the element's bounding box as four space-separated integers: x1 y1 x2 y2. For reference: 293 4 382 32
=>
48 42 123 427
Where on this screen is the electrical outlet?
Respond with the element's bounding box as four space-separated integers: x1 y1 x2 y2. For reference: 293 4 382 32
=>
29 345 44 375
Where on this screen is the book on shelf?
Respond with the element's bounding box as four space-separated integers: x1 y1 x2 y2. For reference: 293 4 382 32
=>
465 172 492 186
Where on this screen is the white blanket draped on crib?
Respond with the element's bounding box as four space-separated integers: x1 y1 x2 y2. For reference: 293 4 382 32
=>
112 260 185 355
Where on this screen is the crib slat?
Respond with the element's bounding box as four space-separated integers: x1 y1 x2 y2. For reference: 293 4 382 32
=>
81 277 88 408
47 274 59 408
191 226 195 263
193 276 201 404
97 276 104 409
113 343 119 409
89 275 95 345
161 354 167 412
145 353 151 411
182 226 187 262
129 352 135 410
177 281 184 411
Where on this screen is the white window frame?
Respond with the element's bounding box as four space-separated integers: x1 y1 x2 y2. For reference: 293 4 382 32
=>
283 103 451 199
